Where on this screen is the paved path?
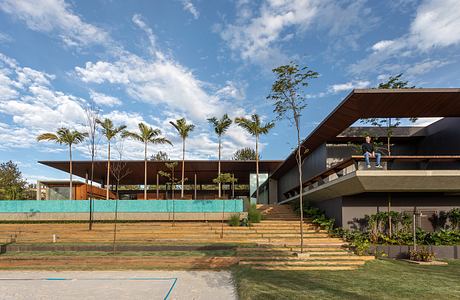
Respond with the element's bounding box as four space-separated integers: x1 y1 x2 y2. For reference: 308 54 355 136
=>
0 270 237 300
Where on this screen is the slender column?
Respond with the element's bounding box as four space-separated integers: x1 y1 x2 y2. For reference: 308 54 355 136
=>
232 174 235 199
194 173 197 199
36 181 41 200
156 173 159 199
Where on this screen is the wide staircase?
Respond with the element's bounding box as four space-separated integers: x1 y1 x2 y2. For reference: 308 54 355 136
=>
0 205 374 270
235 204 374 270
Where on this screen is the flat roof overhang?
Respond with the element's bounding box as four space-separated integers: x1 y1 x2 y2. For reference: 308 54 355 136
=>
272 88 460 179
292 170 460 202
39 160 283 185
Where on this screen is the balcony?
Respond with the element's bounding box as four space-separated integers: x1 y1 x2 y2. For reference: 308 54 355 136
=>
280 155 460 203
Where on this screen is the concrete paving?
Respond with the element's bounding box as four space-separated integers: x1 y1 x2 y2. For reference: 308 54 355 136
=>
0 270 237 300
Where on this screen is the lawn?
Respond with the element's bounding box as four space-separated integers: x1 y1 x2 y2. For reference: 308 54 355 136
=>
233 259 460 300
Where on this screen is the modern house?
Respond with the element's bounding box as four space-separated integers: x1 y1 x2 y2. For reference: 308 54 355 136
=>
34 89 460 228
39 160 282 200
36 181 116 200
267 89 460 231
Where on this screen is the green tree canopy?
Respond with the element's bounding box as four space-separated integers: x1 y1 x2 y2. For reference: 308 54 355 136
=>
0 161 28 200
232 147 259 160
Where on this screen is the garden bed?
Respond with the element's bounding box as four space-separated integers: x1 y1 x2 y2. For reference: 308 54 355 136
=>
368 245 460 259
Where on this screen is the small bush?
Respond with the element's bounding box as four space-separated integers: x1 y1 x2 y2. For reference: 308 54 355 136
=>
229 214 241 227
248 204 262 223
409 247 435 262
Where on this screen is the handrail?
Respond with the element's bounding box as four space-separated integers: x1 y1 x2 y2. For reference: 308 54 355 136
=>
282 155 460 200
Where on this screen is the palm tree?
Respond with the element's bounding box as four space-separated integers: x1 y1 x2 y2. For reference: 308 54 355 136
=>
235 114 274 203
169 118 195 198
96 118 127 200
123 123 172 200
207 114 232 198
37 128 88 200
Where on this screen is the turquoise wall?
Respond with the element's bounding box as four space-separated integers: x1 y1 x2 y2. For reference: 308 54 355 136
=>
0 200 243 213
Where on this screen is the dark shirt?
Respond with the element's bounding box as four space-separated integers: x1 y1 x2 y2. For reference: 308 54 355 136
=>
362 142 374 154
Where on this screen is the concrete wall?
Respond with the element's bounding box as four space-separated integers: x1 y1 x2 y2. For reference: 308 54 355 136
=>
341 192 460 230
277 144 327 201
314 197 343 227
0 212 247 221
418 118 460 155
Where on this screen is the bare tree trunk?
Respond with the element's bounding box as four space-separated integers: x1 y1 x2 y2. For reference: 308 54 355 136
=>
144 142 147 200
388 193 392 237
218 136 221 198
69 144 73 200
89 153 94 230
181 138 185 198
295 116 304 253
112 195 119 254
106 141 111 200
255 135 259 204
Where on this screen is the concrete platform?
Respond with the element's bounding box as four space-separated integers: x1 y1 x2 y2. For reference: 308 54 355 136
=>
0 270 236 300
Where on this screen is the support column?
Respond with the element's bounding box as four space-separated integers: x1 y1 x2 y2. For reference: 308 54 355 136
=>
156 173 159 199
194 173 197 200
36 181 41 200
232 173 235 199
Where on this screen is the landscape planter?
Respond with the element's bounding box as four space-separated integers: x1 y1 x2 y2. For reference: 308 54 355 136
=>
368 245 460 259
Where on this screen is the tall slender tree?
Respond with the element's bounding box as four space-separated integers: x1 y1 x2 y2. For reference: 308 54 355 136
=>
169 118 195 198
235 114 274 204
37 128 88 200
96 118 127 200
84 105 100 230
207 114 232 198
267 62 318 253
123 123 172 200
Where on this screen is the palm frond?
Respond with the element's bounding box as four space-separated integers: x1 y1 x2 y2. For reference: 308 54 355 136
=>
208 114 232 136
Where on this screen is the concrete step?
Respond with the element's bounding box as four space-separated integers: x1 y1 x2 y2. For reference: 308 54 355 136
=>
239 255 374 261
251 266 359 271
239 260 366 266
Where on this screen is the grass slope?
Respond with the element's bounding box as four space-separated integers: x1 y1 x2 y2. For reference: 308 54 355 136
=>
233 259 460 300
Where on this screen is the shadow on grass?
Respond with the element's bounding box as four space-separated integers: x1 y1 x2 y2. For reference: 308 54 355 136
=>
233 259 460 300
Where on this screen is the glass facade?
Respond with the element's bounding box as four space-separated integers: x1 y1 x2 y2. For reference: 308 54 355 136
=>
48 186 70 200
249 173 268 204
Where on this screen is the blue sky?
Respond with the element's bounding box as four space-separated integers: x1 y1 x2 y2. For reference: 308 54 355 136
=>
0 0 460 182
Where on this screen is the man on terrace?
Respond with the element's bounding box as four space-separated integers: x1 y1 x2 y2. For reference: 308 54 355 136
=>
362 135 382 169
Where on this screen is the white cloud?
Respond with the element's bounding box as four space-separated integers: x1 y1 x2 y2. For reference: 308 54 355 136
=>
75 14 243 121
410 0 460 50
215 81 246 101
0 0 111 48
0 52 88 151
182 0 199 19
89 90 122 107
132 14 156 53
329 80 371 93
371 40 396 52
351 0 460 75
218 0 376 66
405 59 450 77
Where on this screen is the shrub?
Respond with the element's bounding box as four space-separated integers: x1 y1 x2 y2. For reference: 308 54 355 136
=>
312 215 335 231
409 247 435 262
228 214 241 227
248 204 262 223
448 208 460 230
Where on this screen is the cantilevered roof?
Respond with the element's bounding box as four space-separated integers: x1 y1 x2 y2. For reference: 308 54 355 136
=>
271 88 460 179
39 160 283 185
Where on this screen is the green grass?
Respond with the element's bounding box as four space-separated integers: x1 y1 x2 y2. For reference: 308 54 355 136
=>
233 259 460 300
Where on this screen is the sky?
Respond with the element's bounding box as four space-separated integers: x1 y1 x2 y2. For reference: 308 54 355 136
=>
0 0 460 183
